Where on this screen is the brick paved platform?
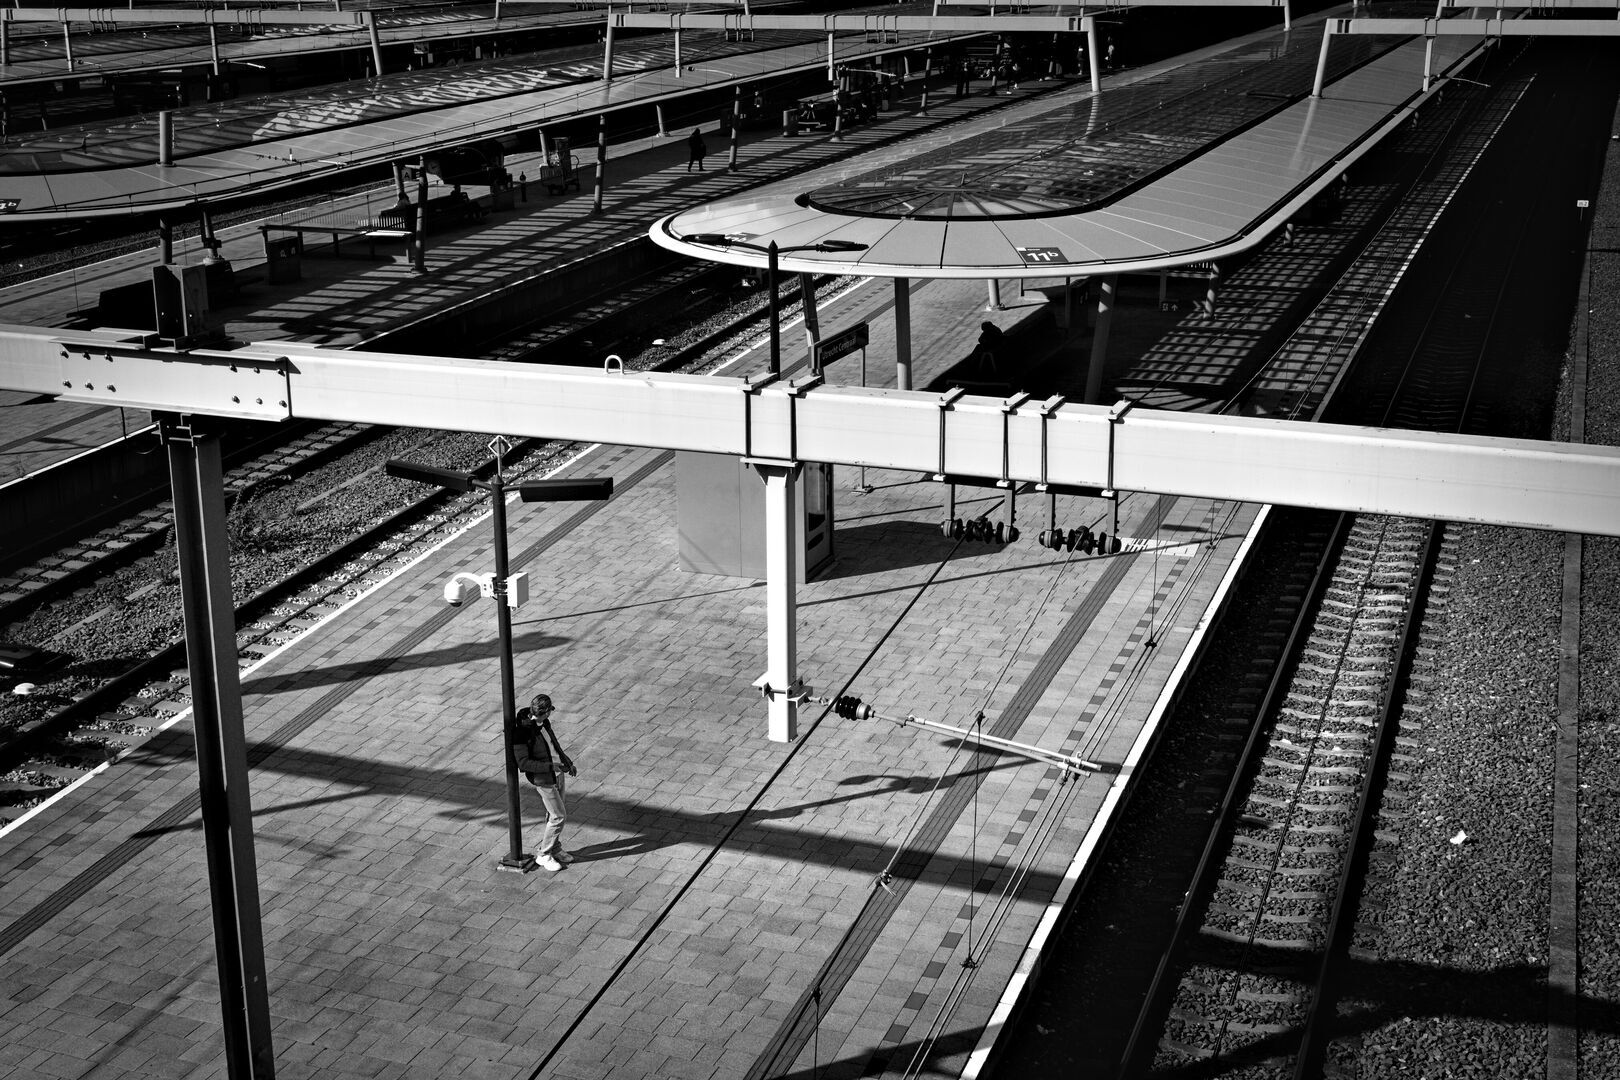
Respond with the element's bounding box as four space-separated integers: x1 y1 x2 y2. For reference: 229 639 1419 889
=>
0 264 1263 1078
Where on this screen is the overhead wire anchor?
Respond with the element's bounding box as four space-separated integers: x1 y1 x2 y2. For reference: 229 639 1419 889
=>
818 695 1102 777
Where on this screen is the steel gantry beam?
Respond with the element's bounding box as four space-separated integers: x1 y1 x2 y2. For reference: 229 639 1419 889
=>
8 320 1620 737
0 6 374 26
1326 17 1620 35
10 326 1619 537
609 11 1095 31
1311 11 1620 96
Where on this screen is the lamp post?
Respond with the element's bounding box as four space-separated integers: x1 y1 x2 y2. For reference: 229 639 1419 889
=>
386 440 611 873
681 234 868 376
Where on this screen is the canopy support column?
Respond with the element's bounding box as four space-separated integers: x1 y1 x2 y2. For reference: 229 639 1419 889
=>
158 413 276 1080
158 216 174 264
413 156 428 274
1088 21 1100 93
894 276 913 391
1312 22 1334 97
729 86 741 171
656 103 667 137
593 114 607 214
752 460 801 743
987 278 1001 311
62 22 74 71
209 24 222 75
799 272 820 368
675 29 682 75
603 22 615 83
367 15 383 77
158 110 174 166
199 203 222 262
1085 274 1117 404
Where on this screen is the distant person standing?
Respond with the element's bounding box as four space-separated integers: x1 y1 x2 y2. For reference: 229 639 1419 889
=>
514 692 577 872
975 321 1004 374
518 171 527 201
687 127 708 172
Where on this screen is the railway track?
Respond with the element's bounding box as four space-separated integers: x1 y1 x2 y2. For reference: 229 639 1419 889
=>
985 46 1548 1078
1118 51 1556 1080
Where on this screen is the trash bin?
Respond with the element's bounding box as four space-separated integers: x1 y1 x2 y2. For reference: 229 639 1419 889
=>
262 231 303 285
783 108 800 137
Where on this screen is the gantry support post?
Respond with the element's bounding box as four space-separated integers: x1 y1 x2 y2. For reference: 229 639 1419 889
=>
987 278 1002 311
2 21 9 68
1283 0 1292 30
158 413 276 1080
799 272 820 369
753 461 801 742
603 21 615 83
894 276 913 390
593 114 606 214
827 32 836 80
674 29 682 75
62 21 74 71
367 14 383 77
158 215 174 264
1085 274 1117 405
656 103 668 138
1422 35 1435 91
209 24 222 76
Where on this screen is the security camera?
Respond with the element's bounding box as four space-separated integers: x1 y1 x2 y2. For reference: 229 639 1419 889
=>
443 576 480 608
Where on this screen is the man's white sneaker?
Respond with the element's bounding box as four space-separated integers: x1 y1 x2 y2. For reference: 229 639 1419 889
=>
536 854 564 872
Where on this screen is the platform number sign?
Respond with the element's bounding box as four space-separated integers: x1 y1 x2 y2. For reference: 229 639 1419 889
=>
0 199 19 214
1016 246 1065 265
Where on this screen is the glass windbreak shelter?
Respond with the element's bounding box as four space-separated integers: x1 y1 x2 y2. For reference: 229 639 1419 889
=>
675 453 834 582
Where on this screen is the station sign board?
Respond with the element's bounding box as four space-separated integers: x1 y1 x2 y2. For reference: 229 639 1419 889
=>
813 321 869 372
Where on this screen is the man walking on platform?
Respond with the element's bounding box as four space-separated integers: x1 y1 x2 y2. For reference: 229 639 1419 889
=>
687 127 708 172
514 692 576 872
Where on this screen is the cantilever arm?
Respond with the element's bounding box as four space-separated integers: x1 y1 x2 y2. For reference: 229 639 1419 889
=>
817 696 1101 777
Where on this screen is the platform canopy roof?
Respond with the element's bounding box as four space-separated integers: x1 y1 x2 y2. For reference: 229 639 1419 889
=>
653 28 1482 279
0 23 967 219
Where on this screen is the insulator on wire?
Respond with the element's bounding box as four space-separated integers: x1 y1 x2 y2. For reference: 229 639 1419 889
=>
833 694 872 720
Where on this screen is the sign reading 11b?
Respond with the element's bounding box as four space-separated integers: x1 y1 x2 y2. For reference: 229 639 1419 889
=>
1017 247 1065 264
